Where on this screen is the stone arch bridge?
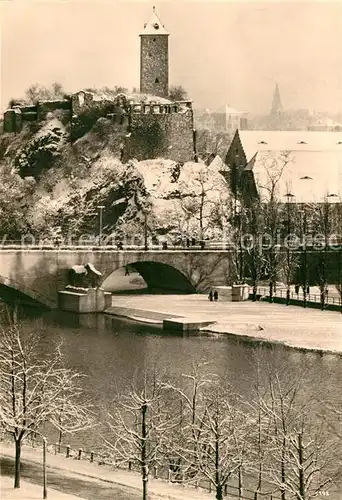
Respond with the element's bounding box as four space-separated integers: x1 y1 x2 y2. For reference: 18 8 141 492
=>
0 249 232 308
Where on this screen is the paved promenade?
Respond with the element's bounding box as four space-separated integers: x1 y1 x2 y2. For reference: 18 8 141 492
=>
1 442 214 500
108 294 342 353
1 475 85 500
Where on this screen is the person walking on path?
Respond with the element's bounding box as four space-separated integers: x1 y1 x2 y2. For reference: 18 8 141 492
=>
213 290 218 302
208 290 213 301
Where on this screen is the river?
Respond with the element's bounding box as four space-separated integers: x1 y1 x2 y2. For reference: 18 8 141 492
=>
13 303 342 453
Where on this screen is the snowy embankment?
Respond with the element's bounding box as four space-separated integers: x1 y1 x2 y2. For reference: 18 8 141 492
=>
106 294 342 355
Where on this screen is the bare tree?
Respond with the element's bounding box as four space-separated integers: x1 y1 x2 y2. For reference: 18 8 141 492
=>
259 359 337 500
258 151 293 301
168 85 188 102
0 323 93 488
189 380 250 500
161 360 216 481
103 368 177 500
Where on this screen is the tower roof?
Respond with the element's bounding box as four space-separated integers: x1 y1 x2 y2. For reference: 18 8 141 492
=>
140 7 169 36
270 83 283 116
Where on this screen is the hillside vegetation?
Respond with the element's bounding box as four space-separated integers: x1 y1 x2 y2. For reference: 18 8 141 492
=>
0 102 231 244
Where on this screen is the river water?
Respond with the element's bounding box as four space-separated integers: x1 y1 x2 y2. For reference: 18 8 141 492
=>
15 304 342 455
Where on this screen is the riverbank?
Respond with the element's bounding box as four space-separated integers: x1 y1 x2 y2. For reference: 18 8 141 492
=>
106 294 342 354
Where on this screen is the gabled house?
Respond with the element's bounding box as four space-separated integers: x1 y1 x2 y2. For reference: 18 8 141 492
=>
225 130 342 205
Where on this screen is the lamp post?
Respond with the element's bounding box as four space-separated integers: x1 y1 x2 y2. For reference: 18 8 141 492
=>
27 430 48 498
299 177 313 307
326 193 339 309
43 436 47 499
97 205 105 246
284 192 295 305
144 210 148 251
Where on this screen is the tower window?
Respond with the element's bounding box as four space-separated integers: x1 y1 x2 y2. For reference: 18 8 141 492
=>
155 78 159 83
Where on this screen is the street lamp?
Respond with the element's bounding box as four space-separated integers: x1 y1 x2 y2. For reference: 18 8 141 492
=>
97 205 105 246
299 177 313 307
43 436 47 499
26 430 48 498
143 209 148 251
284 192 295 305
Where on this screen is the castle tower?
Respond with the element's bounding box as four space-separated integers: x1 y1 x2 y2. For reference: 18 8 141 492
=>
270 83 283 117
140 7 169 98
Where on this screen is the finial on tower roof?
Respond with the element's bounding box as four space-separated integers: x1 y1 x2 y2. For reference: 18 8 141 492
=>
153 5 155 12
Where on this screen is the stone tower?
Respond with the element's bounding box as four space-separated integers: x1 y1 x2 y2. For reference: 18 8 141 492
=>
140 7 169 98
270 83 283 117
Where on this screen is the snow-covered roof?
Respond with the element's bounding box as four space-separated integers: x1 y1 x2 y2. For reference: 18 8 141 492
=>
236 131 342 203
309 118 342 128
76 90 172 105
238 130 342 158
140 9 169 36
209 155 228 171
214 105 248 115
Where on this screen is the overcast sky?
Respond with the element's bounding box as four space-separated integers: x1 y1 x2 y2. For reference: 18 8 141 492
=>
1 1 342 114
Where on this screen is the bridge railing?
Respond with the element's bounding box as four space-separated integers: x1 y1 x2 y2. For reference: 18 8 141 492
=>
0 241 231 251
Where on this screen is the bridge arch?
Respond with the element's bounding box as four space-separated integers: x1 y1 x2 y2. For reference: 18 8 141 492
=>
102 261 196 294
0 276 54 309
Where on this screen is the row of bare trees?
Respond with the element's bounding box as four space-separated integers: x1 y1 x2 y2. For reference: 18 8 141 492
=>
230 151 342 309
1 320 341 500
102 358 342 500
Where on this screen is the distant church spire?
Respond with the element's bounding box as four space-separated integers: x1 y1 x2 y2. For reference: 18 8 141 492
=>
270 83 283 116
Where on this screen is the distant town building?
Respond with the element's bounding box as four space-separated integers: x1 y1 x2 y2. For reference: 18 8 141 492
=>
195 105 248 133
225 130 342 204
308 117 342 132
211 105 248 132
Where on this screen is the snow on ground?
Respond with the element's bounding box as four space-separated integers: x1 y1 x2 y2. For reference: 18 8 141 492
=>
0 475 85 500
108 294 342 354
135 159 232 237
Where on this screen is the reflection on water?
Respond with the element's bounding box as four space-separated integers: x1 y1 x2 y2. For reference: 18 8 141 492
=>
4 305 342 452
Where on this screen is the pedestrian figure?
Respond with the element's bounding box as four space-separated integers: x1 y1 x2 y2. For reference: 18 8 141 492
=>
213 290 218 302
306 285 310 295
208 290 213 301
295 284 300 295
125 266 130 276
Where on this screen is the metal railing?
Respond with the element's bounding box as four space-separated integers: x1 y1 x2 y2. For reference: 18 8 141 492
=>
256 286 342 307
43 441 279 500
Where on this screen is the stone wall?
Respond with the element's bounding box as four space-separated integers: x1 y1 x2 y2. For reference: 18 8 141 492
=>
3 100 71 133
127 102 194 162
37 99 72 120
3 91 194 163
71 91 130 140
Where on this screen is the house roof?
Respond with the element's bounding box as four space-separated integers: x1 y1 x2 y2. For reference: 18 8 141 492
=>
309 118 342 128
209 155 228 171
214 105 247 115
236 131 342 203
140 8 169 36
